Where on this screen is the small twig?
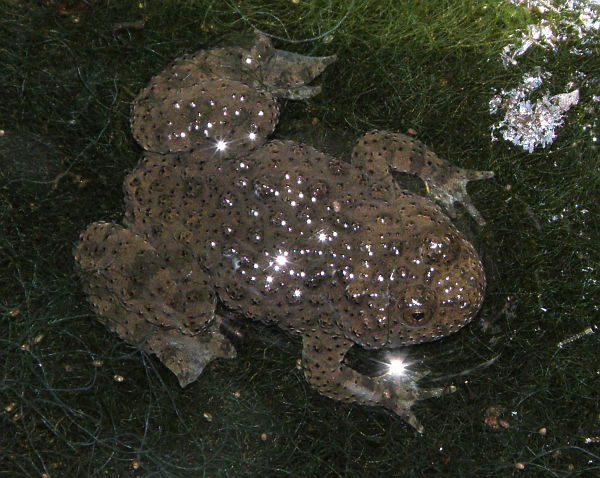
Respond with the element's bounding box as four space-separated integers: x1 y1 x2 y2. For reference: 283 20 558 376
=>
112 19 147 36
557 325 598 349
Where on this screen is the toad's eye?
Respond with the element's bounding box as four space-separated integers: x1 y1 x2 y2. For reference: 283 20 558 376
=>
396 285 435 327
402 307 432 326
411 312 425 321
422 233 458 264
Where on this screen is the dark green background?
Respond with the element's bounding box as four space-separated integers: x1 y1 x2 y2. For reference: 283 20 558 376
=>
1 1 599 477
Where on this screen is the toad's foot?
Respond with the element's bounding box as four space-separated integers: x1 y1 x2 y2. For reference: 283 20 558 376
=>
147 316 236 387
425 166 495 226
352 131 494 225
374 367 456 432
247 31 337 100
301 332 455 432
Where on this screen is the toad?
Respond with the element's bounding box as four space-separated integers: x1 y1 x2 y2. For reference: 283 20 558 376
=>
74 32 493 431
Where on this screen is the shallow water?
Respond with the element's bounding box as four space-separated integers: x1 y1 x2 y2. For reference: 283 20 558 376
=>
1 2 599 477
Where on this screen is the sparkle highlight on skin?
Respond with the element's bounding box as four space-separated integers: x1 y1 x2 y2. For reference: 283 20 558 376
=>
386 358 407 377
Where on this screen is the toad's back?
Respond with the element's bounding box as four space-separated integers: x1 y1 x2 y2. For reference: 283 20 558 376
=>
124 140 483 348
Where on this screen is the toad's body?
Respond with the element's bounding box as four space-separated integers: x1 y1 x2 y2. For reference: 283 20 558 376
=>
75 33 493 431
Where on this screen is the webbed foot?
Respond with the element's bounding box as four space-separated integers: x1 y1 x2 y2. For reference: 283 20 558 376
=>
374 366 456 433
425 167 495 226
148 317 236 387
245 31 336 100
262 48 337 99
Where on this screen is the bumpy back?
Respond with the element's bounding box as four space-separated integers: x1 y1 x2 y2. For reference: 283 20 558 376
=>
130 32 336 157
131 42 280 156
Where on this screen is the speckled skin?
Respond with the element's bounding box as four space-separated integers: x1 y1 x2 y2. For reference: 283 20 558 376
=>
74 32 493 432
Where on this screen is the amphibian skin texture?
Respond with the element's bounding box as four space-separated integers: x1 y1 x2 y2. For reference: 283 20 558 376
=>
74 32 493 432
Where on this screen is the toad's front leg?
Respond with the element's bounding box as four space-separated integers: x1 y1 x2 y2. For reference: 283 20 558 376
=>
301 332 454 432
352 131 494 225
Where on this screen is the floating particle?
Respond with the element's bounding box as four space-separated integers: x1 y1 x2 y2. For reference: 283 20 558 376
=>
504 0 600 64
484 406 510 429
501 21 559 66
490 70 579 152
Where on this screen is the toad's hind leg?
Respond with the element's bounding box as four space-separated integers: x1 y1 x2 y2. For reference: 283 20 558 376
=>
352 130 494 225
74 222 236 387
301 332 454 432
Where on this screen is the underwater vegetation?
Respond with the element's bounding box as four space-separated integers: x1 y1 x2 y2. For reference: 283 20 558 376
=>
1 1 599 477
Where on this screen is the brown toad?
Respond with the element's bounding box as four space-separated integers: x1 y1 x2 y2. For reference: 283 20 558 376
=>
74 32 493 432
